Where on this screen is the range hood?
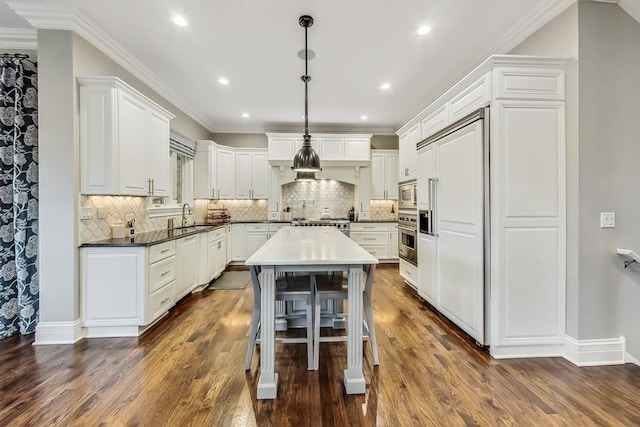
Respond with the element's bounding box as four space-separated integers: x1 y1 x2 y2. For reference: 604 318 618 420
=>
279 165 361 185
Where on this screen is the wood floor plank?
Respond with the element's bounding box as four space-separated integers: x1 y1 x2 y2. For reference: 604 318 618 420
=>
1 265 640 426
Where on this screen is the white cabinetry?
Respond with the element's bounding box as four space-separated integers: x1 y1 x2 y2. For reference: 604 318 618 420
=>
350 222 398 261
371 150 398 200
246 223 269 258
175 234 200 300
397 55 567 357
194 142 235 200
235 149 269 199
398 123 420 181
230 224 246 261
266 133 372 166
79 77 174 196
207 227 226 281
399 258 418 289
81 240 177 337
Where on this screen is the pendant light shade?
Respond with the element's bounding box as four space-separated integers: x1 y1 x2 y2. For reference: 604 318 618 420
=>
292 15 321 172
295 171 316 181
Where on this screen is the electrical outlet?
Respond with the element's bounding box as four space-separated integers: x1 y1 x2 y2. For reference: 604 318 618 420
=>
95 206 106 219
80 207 92 220
600 212 615 228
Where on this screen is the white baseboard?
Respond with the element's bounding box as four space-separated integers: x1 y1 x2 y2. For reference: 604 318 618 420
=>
564 335 626 366
34 319 84 345
625 351 640 366
491 343 565 359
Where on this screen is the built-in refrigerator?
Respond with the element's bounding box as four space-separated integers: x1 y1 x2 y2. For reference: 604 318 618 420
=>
417 108 490 345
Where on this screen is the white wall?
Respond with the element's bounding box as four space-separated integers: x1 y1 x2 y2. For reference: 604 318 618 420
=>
577 2 640 355
36 30 80 339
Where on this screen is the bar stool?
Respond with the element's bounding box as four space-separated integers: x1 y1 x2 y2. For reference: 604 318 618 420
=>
312 266 379 370
245 268 315 371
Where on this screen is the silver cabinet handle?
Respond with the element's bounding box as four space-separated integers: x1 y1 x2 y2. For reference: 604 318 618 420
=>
160 297 171 305
218 189 220 199
363 237 376 241
151 178 155 195
160 248 170 253
160 270 171 277
212 188 215 198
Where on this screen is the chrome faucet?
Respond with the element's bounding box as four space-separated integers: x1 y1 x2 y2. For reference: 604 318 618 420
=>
181 203 191 228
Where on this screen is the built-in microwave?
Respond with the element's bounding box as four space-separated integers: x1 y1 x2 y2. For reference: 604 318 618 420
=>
398 180 417 209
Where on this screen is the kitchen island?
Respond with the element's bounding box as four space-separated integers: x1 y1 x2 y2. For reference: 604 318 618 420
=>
246 226 378 399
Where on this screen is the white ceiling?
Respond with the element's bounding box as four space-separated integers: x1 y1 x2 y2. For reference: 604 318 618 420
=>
1 0 573 134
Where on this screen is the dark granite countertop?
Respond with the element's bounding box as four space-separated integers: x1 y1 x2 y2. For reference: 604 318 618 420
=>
351 220 398 223
80 224 226 248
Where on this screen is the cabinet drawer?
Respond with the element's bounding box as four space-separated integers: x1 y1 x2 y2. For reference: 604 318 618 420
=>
245 223 268 232
350 223 389 233
208 227 225 243
149 256 175 293
364 246 389 259
350 231 388 246
148 281 175 323
149 241 175 264
268 223 288 233
399 259 417 285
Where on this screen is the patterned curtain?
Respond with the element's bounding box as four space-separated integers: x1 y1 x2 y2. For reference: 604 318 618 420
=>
0 54 38 339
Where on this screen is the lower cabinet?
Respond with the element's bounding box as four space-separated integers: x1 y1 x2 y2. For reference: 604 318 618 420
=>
81 240 177 337
399 258 418 290
350 222 398 261
175 234 200 300
246 223 269 258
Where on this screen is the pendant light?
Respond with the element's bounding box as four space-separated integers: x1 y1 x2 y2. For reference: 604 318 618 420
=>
295 171 316 181
292 15 321 173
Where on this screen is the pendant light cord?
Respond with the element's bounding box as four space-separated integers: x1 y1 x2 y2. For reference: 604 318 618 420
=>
302 17 311 143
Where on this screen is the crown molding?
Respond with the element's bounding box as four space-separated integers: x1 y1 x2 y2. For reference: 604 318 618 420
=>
0 27 37 50
395 0 576 134
7 2 215 132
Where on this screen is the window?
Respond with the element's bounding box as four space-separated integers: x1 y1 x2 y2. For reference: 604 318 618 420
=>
147 150 194 217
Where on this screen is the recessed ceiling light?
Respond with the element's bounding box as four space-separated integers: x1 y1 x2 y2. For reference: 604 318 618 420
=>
380 82 391 90
242 112 250 118
218 77 229 85
417 25 431 36
361 115 368 120
172 15 188 27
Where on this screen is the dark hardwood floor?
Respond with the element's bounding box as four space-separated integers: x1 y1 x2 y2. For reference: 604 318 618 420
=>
1 264 640 426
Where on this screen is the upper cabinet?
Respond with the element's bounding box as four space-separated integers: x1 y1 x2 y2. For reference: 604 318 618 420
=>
398 123 420 181
194 142 269 200
371 150 398 200
79 77 174 196
235 149 269 199
266 133 372 166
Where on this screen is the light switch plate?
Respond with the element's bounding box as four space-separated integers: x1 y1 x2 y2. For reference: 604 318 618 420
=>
600 212 615 228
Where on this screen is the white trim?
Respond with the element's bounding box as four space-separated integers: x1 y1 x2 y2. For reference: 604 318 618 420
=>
34 319 84 345
490 343 565 359
625 351 640 366
7 2 213 132
591 0 619 3
563 335 626 366
0 27 37 50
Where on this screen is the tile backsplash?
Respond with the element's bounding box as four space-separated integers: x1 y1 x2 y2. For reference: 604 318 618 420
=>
370 200 398 221
281 180 355 220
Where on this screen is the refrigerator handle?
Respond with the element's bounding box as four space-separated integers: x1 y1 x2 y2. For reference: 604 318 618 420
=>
427 178 433 235
430 177 438 237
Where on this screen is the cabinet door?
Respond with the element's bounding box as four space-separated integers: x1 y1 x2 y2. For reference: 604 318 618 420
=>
268 137 294 160
385 154 399 199
215 238 226 276
251 152 269 199
147 109 171 196
344 137 370 160
231 224 246 261
267 166 280 216
398 132 409 180
216 148 235 199
370 153 385 199
175 234 200 299
390 229 399 258
406 123 421 179
417 144 435 211
194 143 216 199
118 91 148 195
246 232 268 258
225 225 233 262
319 137 344 160
207 240 217 282
418 233 436 305
234 151 252 199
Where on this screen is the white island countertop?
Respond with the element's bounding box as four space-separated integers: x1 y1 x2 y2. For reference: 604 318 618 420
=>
246 226 379 266
245 225 378 399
